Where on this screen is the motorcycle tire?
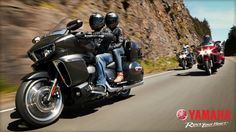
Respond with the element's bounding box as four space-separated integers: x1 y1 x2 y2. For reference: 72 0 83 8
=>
15 78 64 127
181 60 186 70
116 89 131 99
204 61 211 75
211 66 217 73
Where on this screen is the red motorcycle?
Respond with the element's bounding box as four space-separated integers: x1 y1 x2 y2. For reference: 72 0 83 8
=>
195 41 224 75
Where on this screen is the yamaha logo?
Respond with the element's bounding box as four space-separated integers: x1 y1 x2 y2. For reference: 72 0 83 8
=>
176 109 188 121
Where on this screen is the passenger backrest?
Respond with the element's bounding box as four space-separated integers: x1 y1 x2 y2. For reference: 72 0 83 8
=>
123 40 141 61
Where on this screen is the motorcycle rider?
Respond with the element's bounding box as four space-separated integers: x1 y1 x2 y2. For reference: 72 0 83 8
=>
89 13 114 92
182 45 194 64
202 35 222 52
201 35 224 64
201 34 214 46
105 12 125 83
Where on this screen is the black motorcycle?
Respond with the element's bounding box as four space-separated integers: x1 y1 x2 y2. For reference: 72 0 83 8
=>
176 50 194 70
15 19 143 127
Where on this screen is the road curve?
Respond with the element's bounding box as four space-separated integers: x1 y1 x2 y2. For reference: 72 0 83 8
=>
0 59 235 132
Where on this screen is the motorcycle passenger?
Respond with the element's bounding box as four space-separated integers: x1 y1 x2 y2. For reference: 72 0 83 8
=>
105 12 125 83
89 13 114 92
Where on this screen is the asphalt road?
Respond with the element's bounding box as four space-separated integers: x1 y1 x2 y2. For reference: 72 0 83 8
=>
0 59 235 132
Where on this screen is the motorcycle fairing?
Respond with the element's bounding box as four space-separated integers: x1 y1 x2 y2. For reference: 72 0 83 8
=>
53 54 89 87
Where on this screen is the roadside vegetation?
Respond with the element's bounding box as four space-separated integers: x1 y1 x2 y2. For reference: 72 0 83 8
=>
0 78 17 94
224 26 236 56
139 56 178 74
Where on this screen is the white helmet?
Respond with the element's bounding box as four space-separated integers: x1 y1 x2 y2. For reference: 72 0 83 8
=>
183 45 189 49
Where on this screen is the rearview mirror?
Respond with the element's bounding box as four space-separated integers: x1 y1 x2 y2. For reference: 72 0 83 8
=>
215 41 221 44
66 19 83 31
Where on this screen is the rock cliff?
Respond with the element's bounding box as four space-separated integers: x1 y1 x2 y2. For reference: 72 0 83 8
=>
0 0 209 83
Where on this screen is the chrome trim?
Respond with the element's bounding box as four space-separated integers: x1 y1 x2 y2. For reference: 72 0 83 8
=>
91 91 106 96
53 60 72 87
87 65 96 74
76 82 88 89
105 81 144 93
60 54 83 62
31 52 38 61
105 82 122 92
122 81 144 90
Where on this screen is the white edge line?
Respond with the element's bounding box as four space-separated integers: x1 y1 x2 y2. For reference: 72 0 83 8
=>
144 71 172 79
0 71 173 113
0 107 15 113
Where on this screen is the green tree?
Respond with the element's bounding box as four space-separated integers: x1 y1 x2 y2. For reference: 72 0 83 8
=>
191 17 211 39
224 26 236 56
202 18 211 36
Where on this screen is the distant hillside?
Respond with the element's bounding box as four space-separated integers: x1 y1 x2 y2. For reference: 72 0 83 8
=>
0 0 211 83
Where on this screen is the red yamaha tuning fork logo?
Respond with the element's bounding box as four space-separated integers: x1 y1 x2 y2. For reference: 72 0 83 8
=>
176 109 188 121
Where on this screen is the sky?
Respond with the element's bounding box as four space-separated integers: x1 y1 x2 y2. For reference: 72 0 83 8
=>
184 0 236 41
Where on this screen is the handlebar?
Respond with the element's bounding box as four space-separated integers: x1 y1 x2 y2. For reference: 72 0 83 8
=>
76 32 114 39
84 34 105 38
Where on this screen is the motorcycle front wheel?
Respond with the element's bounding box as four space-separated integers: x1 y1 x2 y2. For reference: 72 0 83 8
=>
204 61 211 75
181 60 187 70
15 78 64 127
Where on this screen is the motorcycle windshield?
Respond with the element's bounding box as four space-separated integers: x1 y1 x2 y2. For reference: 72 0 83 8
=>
201 42 214 46
201 37 214 46
48 28 67 35
30 18 70 52
46 18 70 36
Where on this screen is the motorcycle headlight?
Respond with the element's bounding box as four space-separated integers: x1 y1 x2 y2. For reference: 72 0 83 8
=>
42 44 55 57
31 44 55 61
43 50 53 57
43 49 52 57
200 50 205 55
206 49 212 54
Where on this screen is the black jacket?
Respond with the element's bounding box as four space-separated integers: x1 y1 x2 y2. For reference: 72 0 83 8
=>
93 28 114 54
108 27 124 50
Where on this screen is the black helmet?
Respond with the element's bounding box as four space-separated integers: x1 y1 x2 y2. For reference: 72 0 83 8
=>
89 13 105 31
105 12 119 29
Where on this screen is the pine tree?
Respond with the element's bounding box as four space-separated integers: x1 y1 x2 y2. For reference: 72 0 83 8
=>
191 17 211 39
224 26 236 56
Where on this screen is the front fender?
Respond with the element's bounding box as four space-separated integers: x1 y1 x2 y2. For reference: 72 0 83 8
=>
203 55 210 61
21 71 49 81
